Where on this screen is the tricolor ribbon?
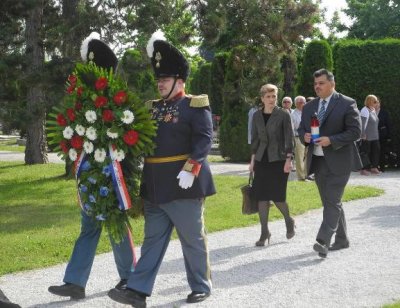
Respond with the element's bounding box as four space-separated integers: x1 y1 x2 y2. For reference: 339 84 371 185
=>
109 144 132 211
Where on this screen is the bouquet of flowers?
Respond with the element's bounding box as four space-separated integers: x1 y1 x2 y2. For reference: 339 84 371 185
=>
47 62 156 242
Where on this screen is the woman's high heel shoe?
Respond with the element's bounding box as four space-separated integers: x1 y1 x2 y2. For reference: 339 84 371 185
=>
255 232 271 246
286 218 296 239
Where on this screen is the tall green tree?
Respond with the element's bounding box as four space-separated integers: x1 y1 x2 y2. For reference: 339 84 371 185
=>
343 0 400 39
296 40 333 97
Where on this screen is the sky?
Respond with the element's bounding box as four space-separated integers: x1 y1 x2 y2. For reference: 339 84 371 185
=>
319 0 352 37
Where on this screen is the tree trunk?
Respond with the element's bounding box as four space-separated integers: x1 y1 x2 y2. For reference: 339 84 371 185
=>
24 2 47 164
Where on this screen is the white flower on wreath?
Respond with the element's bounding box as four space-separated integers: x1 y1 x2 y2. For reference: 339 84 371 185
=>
94 148 106 163
69 148 78 161
121 110 134 124
62 126 74 139
86 126 97 141
75 124 86 136
85 110 97 123
111 148 125 162
106 128 118 139
83 141 94 154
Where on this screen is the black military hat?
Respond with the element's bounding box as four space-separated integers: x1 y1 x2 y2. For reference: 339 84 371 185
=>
80 32 118 71
146 30 190 81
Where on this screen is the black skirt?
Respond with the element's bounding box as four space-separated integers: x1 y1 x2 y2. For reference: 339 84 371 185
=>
253 153 289 202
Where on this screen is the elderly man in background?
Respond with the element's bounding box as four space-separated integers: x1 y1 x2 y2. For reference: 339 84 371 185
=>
291 96 307 181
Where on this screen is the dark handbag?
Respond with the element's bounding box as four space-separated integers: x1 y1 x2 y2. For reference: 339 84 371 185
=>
241 173 258 215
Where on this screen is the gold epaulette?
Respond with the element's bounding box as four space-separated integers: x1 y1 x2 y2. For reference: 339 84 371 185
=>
189 94 209 108
144 99 161 110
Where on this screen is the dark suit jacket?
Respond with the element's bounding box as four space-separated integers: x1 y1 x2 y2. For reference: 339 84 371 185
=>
251 106 294 162
298 92 362 175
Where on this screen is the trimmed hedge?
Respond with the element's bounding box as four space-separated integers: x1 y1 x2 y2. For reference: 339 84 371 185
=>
296 40 333 97
334 39 400 153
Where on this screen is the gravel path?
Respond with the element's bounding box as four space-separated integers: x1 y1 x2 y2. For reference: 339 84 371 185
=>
1 152 400 307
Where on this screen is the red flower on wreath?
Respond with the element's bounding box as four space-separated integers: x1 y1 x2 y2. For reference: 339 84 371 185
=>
57 114 67 126
95 77 108 91
60 140 69 153
94 96 108 108
66 85 75 94
70 135 83 149
67 108 76 121
123 130 139 146
113 90 127 106
102 109 114 122
68 74 77 85
77 86 83 97
75 101 83 111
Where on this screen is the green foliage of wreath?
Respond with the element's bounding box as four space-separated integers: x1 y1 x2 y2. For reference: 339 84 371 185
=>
46 62 156 242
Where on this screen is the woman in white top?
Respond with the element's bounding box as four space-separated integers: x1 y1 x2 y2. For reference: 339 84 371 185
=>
359 94 380 175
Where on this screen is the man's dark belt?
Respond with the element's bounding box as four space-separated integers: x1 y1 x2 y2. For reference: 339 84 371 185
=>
144 154 190 164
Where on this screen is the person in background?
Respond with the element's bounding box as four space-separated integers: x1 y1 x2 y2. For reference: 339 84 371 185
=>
359 94 381 175
249 84 295 247
306 96 315 103
107 31 215 308
376 99 392 172
298 68 362 258
248 104 259 144
281 96 293 114
48 33 136 300
291 96 307 181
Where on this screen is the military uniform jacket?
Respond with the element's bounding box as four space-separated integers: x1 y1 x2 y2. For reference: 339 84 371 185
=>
141 95 216 204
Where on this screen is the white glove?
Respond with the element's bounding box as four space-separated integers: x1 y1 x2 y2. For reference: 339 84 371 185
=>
177 170 195 189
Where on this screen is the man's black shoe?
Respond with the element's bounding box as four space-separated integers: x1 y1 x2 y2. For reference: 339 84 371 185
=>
329 241 350 251
108 288 146 308
186 291 211 303
313 242 328 258
48 283 85 299
115 279 128 290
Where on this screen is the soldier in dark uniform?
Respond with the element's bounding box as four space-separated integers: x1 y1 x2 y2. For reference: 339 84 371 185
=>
108 31 216 308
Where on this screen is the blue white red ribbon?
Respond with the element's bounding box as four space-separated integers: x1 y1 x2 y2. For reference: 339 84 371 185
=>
109 144 132 211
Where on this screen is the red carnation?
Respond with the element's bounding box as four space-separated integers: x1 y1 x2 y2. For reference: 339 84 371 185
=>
77 86 83 97
60 140 69 153
75 101 83 111
68 74 77 85
66 85 75 94
113 90 127 106
95 77 108 91
123 130 139 146
102 109 114 122
70 135 83 149
56 114 67 126
67 108 76 121
94 96 108 108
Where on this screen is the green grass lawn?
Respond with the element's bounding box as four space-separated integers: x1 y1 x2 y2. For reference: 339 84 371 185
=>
0 161 383 275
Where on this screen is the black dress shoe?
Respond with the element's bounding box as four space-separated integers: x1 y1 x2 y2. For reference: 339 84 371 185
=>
186 291 211 303
313 242 328 258
48 283 85 299
108 288 146 308
329 241 350 251
115 279 128 290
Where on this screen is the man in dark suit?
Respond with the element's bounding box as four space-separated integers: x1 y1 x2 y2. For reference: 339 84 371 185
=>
298 68 362 258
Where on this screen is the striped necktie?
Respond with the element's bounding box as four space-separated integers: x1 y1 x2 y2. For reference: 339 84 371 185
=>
317 100 327 123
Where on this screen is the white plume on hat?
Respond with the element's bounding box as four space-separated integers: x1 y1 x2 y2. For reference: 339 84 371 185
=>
146 30 166 58
80 32 101 62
